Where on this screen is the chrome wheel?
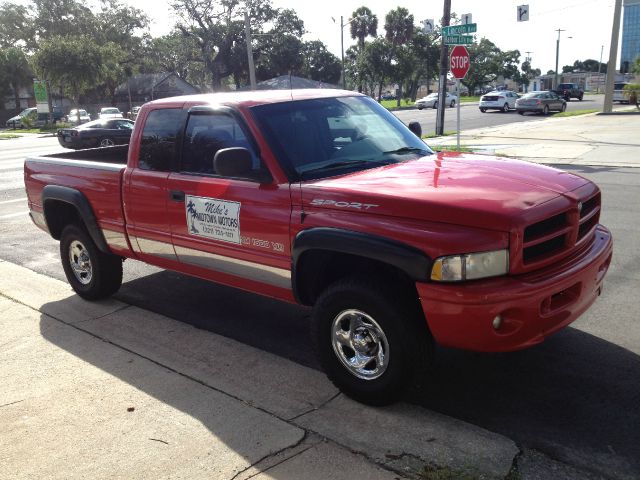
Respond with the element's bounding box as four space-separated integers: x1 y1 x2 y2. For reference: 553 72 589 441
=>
68 240 92 285
100 137 115 147
503 103 509 112
331 309 390 380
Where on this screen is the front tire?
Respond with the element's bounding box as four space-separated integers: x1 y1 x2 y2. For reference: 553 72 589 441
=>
561 103 567 112
450 100 456 108
312 277 432 406
60 224 123 300
480 108 487 113
543 105 550 115
432 101 438 109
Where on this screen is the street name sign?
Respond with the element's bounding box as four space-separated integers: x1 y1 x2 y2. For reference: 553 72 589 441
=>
442 23 477 35
444 35 474 45
450 45 470 79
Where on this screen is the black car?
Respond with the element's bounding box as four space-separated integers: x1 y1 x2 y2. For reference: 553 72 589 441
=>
57 119 135 149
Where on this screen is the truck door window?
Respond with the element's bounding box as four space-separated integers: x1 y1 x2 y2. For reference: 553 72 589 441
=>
139 108 187 171
180 113 261 177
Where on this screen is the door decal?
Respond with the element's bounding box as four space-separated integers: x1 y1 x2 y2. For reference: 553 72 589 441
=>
185 195 241 244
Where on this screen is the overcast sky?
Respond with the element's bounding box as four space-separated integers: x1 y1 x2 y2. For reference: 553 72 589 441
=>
16 0 622 73
138 0 619 73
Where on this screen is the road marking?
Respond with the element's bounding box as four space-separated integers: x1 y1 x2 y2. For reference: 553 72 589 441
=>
0 198 26 205
0 211 28 219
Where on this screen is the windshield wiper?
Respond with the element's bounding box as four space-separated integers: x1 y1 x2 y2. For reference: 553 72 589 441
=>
299 159 388 177
383 146 431 155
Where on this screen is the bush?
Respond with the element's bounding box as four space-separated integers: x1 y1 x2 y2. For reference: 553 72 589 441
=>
623 84 640 109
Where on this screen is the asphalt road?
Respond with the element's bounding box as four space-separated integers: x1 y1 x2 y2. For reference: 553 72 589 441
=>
2 133 639 479
394 93 628 136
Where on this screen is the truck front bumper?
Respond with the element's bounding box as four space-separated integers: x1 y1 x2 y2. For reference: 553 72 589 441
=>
417 225 613 352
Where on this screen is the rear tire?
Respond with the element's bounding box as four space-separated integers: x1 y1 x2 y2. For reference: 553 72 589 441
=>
502 103 510 112
312 277 432 406
60 224 122 300
99 137 115 147
450 100 456 108
518 111 525 115
543 105 550 115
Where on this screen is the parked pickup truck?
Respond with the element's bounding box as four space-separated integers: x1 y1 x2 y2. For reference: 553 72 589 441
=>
24 90 613 405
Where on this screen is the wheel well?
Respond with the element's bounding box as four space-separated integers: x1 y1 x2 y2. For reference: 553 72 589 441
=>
295 250 420 307
43 200 83 240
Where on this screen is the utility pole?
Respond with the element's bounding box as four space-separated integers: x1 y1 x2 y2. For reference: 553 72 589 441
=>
244 12 256 90
597 44 604 93
341 16 345 89
603 0 622 113
554 29 565 90
436 0 451 136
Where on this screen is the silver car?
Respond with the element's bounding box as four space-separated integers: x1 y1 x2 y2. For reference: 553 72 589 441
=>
415 92 458 110
479 91 519 113
515 91 566 115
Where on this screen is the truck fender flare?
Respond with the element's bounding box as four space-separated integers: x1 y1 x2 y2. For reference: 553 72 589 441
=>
292 227 431 303
41 185 110 253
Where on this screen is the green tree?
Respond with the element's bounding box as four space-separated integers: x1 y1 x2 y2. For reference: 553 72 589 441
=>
461 38 521 94
171 0 277 90
32 35 103 106
384 7 414 105
2 47 33 111
0 3 33 48
350 6 377 49
633 56 640 74
301 40 341 84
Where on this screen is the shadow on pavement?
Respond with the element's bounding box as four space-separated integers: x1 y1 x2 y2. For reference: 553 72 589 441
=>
42 269 640 479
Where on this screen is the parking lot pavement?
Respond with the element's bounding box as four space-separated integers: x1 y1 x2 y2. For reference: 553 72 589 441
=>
0 259 520 479
426 111 640 168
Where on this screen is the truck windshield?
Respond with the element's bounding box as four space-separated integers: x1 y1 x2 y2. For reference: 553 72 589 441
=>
250 95 432 180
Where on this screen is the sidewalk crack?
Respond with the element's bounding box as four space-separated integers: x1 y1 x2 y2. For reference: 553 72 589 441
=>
228 431 310 480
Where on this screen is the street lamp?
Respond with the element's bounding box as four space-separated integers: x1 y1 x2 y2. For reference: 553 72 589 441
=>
333 14 368 90
554 28 566 90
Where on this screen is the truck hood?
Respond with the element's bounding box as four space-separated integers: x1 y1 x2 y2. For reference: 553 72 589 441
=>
300 152 589 232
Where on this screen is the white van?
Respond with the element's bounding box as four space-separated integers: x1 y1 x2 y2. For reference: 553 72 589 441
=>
613 82 629 103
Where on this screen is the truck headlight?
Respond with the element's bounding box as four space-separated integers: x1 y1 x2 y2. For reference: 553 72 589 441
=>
430 250 509 282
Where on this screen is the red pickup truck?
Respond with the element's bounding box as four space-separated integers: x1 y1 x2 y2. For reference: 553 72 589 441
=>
24 89 612 405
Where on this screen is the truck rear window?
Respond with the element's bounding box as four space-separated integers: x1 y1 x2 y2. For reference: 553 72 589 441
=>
139 108 187 171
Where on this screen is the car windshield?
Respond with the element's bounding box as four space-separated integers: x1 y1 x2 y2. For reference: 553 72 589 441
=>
251 95 433 180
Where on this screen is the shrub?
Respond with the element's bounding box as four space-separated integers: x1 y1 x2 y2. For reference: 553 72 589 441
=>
623 84 640 109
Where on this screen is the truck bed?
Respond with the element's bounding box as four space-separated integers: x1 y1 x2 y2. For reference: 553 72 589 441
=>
24 144 131 257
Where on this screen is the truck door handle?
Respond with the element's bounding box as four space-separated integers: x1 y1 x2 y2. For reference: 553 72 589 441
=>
170 190 185 202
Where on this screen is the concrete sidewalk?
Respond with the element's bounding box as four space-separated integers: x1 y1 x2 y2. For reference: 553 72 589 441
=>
427 111 640 168
0 259 522 480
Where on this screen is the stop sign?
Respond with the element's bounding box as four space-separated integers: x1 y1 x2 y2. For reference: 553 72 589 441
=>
450 45 470 79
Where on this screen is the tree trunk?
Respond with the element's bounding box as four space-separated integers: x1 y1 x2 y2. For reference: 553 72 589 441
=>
12 84 20 113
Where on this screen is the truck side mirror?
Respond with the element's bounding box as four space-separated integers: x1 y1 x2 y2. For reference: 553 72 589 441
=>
408 121 422 138
213 147 253 177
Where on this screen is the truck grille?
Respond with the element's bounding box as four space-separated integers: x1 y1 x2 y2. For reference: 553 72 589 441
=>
520 191 600 268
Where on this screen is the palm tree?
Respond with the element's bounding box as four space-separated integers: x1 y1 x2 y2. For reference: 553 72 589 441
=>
186 200 199 234
350 7 377 50
384 7 414 48
384 7 414 106
349 7 377 93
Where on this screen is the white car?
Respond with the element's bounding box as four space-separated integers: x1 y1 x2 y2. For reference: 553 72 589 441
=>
613 82 629 103
66 109 91 124
98 107 123 119
415 92 457 110
479 91 519 113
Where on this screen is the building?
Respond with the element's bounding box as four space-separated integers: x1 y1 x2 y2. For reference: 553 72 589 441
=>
622 0 640 73
113 73 199 111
